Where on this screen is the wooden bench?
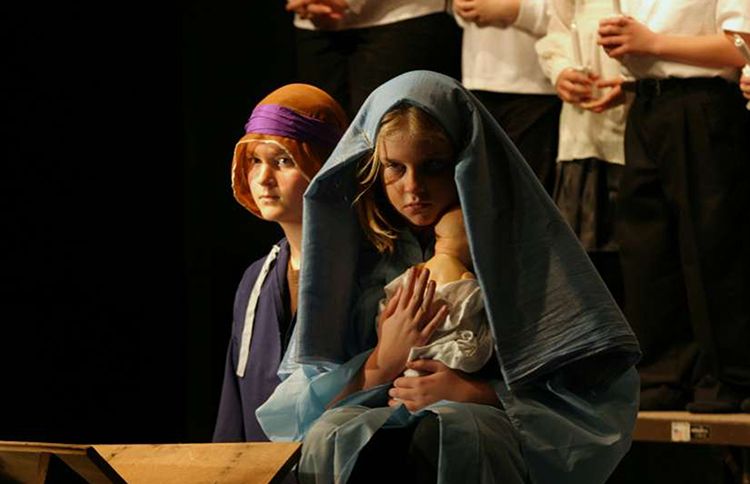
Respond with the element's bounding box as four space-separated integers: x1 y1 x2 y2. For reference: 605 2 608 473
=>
0 441 301 484
633 412 750 483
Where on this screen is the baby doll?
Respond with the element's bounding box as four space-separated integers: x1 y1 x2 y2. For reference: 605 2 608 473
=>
379 205 494 377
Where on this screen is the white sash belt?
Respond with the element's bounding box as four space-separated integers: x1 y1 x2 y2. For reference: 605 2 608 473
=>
236 244 281 378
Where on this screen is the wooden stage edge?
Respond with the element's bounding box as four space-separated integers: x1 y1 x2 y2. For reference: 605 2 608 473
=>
0 441 302 484
633 411 750 447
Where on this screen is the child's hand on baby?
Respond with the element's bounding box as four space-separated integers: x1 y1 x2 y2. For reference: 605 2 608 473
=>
373 267 448 381
389 359 500 411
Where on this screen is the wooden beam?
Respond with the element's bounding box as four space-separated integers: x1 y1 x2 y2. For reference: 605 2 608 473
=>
93 442 301 484
0 441 301 484
633 412 750 447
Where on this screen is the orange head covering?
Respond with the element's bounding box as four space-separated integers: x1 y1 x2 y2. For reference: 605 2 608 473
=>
231 84 348 218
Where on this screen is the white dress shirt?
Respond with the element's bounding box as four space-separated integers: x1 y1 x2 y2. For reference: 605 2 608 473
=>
459 0 556 94
536 0 629 165
617 0 750 81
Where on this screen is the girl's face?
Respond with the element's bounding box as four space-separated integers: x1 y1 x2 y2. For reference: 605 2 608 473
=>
380 133 457 227
247 141 308 225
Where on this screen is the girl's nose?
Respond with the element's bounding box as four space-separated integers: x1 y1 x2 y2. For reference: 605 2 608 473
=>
253 163 276 186
403 169 425 195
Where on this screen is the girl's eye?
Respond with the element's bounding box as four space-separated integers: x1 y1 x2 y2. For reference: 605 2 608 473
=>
276 157 295 168
251 156 262 164
382 162 405 183
384 161 405 174
423 159 451 174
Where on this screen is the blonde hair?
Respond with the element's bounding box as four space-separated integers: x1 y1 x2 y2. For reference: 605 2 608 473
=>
353 105 454 253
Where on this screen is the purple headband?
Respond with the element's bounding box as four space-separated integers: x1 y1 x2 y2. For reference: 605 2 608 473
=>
244 104 342 148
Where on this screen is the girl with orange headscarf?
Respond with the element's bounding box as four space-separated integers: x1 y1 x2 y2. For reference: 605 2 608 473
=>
213 84 347 442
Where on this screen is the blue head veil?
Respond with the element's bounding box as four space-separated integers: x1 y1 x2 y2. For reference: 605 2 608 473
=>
296 71 640 386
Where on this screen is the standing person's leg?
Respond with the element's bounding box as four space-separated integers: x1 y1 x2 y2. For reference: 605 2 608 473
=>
592 163 625 309
665 79 750 412
295 28 352 115
599 163 623 254
617 87 697 410
346 12 462 118
472 91 561 195
553 157 625 308
552 159 585 239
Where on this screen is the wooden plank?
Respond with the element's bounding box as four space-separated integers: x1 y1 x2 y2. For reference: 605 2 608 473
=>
0 441 90 454
633 412 750 446
59 449 127 484
93 442 302 484
0 448 48 484
0 441 123 484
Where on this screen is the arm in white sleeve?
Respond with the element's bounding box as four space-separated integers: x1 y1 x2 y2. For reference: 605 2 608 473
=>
513 0 550 37
535 0 575 85
717 0 750 34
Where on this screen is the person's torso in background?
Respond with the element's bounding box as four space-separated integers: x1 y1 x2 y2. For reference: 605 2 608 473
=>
294 0 447 30
619 0 748 80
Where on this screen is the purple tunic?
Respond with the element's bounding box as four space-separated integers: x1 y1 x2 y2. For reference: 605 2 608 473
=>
213 239 294 442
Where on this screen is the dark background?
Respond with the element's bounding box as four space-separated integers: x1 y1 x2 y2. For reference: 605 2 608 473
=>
4 1 294 444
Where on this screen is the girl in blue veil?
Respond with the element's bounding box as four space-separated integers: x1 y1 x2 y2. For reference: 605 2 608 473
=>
257 70 641 484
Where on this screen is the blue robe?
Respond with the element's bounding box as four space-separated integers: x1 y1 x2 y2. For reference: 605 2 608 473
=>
213 239 294 442
257 71 641 483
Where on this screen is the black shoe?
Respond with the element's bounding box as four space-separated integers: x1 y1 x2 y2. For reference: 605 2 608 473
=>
686 375 746 414
639 385 689 411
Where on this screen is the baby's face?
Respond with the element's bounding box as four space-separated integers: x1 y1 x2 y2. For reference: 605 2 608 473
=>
434 208 470 262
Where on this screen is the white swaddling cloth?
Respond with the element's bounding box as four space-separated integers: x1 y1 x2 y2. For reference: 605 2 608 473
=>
378 270 495 376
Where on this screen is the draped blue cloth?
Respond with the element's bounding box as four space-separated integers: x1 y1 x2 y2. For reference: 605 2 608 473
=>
257 71 641 484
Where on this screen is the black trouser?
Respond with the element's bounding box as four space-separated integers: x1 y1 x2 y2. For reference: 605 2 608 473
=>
553 159 625 308
471 90 561 195
617 77 750 397
295 13 461 119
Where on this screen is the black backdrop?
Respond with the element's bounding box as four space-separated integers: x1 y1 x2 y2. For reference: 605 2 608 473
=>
4 1 295 444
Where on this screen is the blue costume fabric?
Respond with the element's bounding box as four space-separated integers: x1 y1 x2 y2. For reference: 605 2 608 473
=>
213 239 294 442
257 71 641 483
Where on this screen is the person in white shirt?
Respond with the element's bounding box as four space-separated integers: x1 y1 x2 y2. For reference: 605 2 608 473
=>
535 0 631 307
285 0 461 118
453 0 561 194
738 33 750 103
742 72 750 100
596 0 750 413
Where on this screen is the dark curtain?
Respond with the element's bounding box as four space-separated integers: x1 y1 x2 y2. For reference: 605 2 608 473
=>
3 0 295 444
